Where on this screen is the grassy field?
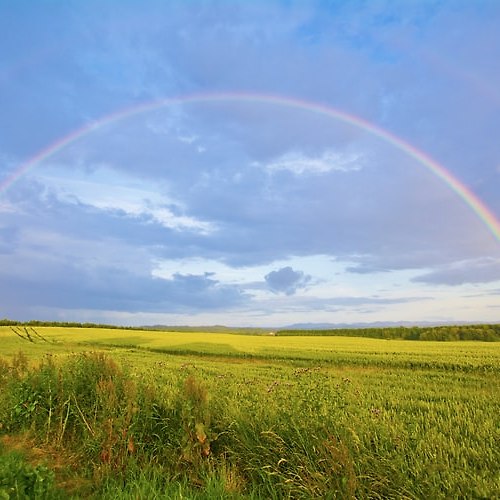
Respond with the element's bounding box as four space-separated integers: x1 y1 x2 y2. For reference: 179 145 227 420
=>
0 326 499 498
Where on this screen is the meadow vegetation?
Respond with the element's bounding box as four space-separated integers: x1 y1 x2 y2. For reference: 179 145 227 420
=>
0 325 499 498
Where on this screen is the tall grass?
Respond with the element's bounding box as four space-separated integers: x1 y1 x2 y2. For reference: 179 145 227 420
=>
1 347 499 498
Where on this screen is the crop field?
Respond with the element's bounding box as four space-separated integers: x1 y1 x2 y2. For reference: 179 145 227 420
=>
0 326 499 498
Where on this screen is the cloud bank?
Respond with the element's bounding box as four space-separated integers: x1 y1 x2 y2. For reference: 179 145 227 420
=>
0 1 499 325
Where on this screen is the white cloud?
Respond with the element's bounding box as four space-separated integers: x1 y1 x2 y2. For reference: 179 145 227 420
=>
35 165 216 234
257 149 363 176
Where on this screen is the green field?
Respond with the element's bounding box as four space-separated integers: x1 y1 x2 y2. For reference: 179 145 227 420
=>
0 326 499 498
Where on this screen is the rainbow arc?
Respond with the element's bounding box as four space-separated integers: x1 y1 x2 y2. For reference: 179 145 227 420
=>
1 92 499 244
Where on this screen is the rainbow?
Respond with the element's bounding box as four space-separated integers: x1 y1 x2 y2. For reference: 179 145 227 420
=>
1 91 499 244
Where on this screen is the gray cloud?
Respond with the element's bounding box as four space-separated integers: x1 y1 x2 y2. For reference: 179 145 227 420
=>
245 294 432 316
412 258 500 286
0 225 18 254
0 263 248 314
265 266 311 295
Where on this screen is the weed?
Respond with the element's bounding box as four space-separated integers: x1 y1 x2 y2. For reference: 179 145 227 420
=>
178 375 212 467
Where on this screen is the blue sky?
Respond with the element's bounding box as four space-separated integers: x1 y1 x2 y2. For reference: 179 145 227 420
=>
0 0 499 326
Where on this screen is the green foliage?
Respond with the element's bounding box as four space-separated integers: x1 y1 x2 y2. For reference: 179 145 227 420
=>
0 449 60 499
277 323 500 341
0 333 499 498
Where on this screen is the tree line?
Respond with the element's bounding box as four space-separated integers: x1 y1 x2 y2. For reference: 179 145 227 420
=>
277 324 500 341
0 319 136 330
